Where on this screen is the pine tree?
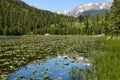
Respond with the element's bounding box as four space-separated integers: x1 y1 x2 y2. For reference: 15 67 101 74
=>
109 0 120 35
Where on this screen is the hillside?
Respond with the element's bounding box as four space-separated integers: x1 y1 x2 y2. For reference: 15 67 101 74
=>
0 0 74 35
0 0 112 36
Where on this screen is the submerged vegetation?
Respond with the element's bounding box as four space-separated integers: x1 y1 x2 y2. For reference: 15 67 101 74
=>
0 35 96 75
0 35 120 79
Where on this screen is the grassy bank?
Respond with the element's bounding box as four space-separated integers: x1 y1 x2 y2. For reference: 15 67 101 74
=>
87 36 120 80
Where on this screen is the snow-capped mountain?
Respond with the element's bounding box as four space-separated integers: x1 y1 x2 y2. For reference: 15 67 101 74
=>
55 2 112 17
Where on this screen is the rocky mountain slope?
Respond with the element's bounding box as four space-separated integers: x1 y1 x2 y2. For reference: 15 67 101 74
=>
55 2 112 17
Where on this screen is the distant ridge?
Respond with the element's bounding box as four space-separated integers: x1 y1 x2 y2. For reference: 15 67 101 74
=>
55 2 112 17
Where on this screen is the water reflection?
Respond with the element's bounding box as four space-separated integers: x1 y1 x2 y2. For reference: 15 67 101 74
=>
7 57 91 80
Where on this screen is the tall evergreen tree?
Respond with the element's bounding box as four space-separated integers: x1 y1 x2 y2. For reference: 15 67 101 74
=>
109 0 120 35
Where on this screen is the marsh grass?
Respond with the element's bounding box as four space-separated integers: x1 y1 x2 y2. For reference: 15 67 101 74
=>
87 37 120 80
67 36 120 80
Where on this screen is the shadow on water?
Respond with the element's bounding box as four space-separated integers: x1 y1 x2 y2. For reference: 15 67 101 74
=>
7 57 91 80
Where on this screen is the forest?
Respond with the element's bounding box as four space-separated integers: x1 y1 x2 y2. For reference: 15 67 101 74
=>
0 0 119 36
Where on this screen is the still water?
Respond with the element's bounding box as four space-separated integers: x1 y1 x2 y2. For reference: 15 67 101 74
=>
7 57 91 80
0 37 15 40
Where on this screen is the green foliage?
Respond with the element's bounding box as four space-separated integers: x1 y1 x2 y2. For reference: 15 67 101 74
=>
109 0 120 35
88 37 120 79
0 35 120 79
0 0 74 35
2 0 119 36
0 35 97 76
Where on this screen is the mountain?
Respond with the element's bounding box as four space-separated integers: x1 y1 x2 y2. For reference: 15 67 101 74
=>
0 0 74 35
55 2 112 17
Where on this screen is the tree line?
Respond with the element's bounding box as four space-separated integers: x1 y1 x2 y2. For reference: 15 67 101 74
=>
0 0 119 36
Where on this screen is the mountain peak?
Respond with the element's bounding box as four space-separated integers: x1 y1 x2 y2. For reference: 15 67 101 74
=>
99 2 112 9
86 3 99 6
55 2 112 17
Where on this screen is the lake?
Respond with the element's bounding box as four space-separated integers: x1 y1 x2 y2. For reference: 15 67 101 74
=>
7 57 91 80
0 37 16 40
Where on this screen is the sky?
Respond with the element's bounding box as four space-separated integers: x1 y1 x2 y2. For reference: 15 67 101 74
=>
21 0 113 12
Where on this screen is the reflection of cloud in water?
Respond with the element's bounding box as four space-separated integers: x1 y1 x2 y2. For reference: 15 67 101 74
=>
7 57 91 80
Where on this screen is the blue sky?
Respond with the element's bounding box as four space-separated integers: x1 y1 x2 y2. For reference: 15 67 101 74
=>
21 0 113 12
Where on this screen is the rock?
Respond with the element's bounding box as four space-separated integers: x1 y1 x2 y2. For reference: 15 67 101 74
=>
44 33 50 36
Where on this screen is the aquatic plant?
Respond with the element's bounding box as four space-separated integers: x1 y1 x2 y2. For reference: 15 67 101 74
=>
2 35 116 79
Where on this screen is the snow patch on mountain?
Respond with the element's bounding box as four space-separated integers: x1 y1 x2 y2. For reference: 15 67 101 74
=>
55 2 112 17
